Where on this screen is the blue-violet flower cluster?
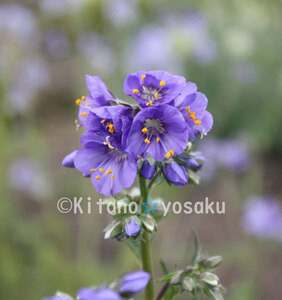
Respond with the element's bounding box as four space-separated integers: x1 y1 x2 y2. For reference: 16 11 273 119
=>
62 71 213 196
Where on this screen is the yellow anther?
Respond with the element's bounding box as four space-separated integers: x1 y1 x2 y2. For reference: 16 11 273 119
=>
133 89 139 94
156 137 160 143
160 80 165 86
80 112 88 117
142 128 148 133
99 168 105 173
137 155 142 159
101 119 106 124
107 169 112 175
144 138 151 144
86 102 90 106
108 124 115 133
76 99 82 106
165 152 171 159
146 100 153 106
185 106 190 112
154 92 159 99
142 74 146 80
90 168 96 172
81 96 86 101
194 120 202 125
106 122 111 127
111 175 114 181
189 112 196 120
169 150 174 156
95 175 100 180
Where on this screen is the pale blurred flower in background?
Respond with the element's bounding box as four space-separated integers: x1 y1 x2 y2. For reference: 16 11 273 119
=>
77 33 117 76
39 0 82 17
7 57 50 115
8 159 52 200
0 4 37 45
168 12 217 65
103 0 139 26
242 196 282 243
198 138 251 181
123 25 182 73
44 29 71 60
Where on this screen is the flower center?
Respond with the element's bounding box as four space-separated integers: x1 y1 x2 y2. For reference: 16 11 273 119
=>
141 86 161 106
144 118 165 136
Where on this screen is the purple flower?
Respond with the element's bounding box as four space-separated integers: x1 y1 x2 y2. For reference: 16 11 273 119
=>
78 75 115 126
174 83 213 140
162 161 188 187
124 71 185 107
62 150 77 168
74 104 137 196
74 130 137 196
140 161 156 179
125 218 141 237
77 287 121 300
127 105 188 161
242 196 282 242
119 271 151 297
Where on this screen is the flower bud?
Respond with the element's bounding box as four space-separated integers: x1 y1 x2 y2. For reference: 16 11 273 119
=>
206 256 223 269
162 161 188 186
178 153 205 170
182 277 194 292
125 218 141 237
119 271 151 297
201 272 219 286
77 287 121 300
62 150 77 168
104 220 123 239
140 161 156 179
141 214 157 232
170 273 182 285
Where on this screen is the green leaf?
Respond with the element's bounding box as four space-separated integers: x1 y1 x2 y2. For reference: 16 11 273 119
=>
157 272 178 283
160 260 169 275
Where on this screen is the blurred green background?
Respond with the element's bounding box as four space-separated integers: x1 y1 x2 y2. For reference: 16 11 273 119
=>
0 0 281 299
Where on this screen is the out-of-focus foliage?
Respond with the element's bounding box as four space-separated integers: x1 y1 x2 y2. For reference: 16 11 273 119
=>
0 0 281 299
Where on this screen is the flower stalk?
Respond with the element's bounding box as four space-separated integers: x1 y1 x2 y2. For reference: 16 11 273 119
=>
139 173 154 300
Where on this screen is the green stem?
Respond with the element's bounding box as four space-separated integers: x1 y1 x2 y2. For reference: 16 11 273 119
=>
139 173 154 300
